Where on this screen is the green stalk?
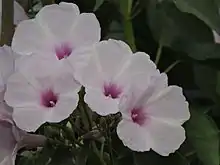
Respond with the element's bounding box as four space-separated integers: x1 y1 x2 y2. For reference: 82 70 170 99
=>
79 87 107 165
155 44 163 66
106 118 114 165
120 0 136 51
124 18 136 51
1 0 14 45
164 60 181 73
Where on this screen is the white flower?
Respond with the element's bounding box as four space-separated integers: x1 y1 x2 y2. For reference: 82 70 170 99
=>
116 73 190 156
74 39 159 116
0 88 45 165
0 45 45 164
12 2 100 74
5 55 81 132
0 100 46 165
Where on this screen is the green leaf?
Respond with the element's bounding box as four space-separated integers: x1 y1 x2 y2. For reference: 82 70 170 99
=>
75 148 88 165
214 0 220 7
75 146 103 165
119 0 133 18
146 1 220 60
134 152 189 165
216 71 220 96
186 109 219 165
173 42 220 60
173 0 220 34
193 64 218 99
93 0 104 11
48 146 74 165
17 145 55 165
105 21 124 40
147 1 213 46
41 0 54 6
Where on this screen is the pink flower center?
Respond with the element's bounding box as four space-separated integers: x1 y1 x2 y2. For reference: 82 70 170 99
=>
103 83 122 99
131 108 147 126
41 89 59 108
55 43 72 60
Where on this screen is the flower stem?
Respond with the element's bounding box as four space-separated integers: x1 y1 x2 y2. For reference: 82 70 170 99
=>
83 105 93 130
184 150 196 157
164 60 181 73
92 141 107 165
123 18 136 51
83 107 107 165
79 87 107 165
120 0 136 52
155 44 163 66
100 141 105 159
0 0 14 45
106 118 114 165
79 87 94 131
50 123 83 147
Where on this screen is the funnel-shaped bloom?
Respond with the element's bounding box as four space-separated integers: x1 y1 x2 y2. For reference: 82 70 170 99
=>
12 2 100 74
5 55 80 132
74 39 159 116
117 73 190 156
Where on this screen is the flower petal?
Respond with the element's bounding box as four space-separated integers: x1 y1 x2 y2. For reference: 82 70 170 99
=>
0 46 15 91
0 154 16 165
213 30 220 43
36 2 80 40
15 54 65 80
52 69 81 94
95 39 132 79
116 52 159 88
85 88 119 116
14 1 28 25
117 120 151 152
69 13 101 48
4 72 39 108
12 19 53 55
0 102 13 122
48 95 78 122
147 86 190 124
12 106 47 132
72 47 104 88
119 73 168 118
0 121 15 163
148 118 186 156
150 73 168 94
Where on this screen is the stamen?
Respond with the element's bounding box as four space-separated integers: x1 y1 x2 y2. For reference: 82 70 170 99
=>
41 89 58 108
131 108 147 126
